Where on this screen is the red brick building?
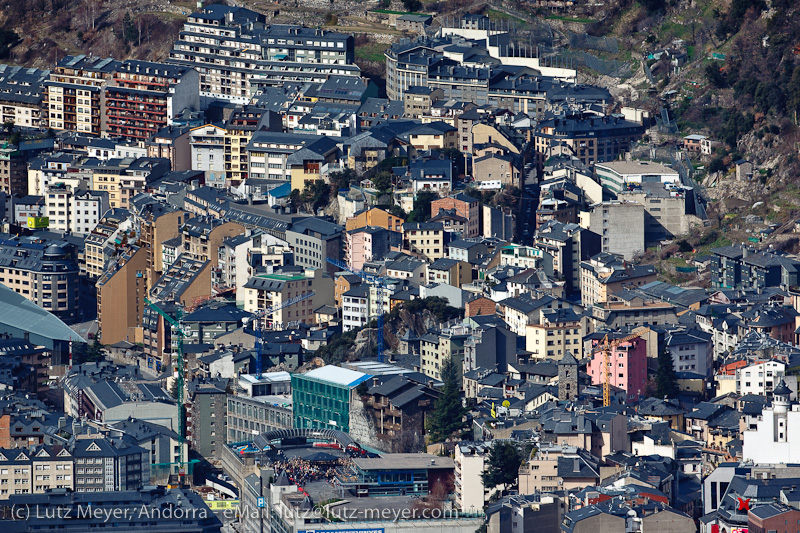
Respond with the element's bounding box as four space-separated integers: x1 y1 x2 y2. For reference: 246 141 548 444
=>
431 192 480 238
466 296 496 317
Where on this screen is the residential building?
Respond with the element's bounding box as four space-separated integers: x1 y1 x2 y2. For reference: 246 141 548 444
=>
683 134 706 153
0 64 49 128
84 209 132 279
0 144 26 196
736 360 790 398
146 125 192 172
533 220 600 294
8 488 222 531
580 253 657 306
242 267 334 328
72 437 148 491
589 292 678 330
534 114 645 169
44 184 109 236
666 328 713 377
455 442 491 512
474 153 521 189
345 207 405 233
499 244 554 273
167 5 358 104
285 217 344 273
587 334 647 402
132 198 185 291
519 444 600 494
346 226 392 271
710 245 800 290
403 222 448 262
292 365 371 432
181 216 246 268
427 258 472 288
190 123 226 188
594 160 679 193
404 86 443 118
742 380 800 464
44 55 121 134
96 245 148 345
431 193 480 238
581 201 645 260
91 157 170 209
187 380 227 461
0 237 80 323
525 307 584 360
351 374 439 453
105 60 199 142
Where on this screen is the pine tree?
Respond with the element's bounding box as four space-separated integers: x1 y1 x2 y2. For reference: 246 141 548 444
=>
426 356 466 443
481 441 524 493
655 347 679 399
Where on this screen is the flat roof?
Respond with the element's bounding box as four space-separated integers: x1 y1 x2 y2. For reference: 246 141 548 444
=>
353 453 455 471
300 365 371 388
595 160 678 176
238 371 292 384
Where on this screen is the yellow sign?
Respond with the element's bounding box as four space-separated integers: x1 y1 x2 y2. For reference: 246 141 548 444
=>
206 500 240 511
27 216 49 229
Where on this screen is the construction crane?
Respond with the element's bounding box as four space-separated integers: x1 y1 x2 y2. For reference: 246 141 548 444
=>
144 297 188 476
326 257 387 363
248 291 316 375
593 331 645 407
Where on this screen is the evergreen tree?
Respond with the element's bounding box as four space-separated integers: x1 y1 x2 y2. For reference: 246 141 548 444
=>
655 347 679 399
426 356 466 443
481 441 524 493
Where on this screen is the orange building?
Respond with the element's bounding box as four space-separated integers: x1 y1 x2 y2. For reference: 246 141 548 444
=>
345 207 404 233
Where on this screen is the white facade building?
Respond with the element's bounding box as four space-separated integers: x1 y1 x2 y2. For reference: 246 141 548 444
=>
743 380 800 464
189 124 226 188
454 442 490 513
736 360 796 397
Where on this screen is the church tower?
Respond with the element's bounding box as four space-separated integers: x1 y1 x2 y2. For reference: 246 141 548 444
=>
558 351 579 401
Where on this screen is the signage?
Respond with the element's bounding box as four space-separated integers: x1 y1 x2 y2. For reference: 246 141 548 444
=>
257 497 265 508
27 216 49 229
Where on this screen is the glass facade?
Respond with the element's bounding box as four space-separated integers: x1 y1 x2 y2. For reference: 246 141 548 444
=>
292 374 352 431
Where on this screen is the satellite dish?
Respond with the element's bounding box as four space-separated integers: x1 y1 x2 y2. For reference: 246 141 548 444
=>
502 400 511 408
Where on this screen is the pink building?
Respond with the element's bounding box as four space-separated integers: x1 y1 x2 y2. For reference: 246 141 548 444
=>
345 226 391 271
588 336 647 403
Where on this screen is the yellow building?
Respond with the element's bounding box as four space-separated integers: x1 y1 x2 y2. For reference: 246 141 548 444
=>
402 222 446 262
525 308 584 360
345 207 404 233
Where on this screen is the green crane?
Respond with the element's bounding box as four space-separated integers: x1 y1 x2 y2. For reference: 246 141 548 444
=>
144 297 187 475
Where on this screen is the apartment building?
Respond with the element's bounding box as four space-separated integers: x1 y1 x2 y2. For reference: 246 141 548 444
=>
431 193 480 238
579 253 656 307
72 438 148 492
534 114 645 169
285 217 344 273
167 5 357 104
26 152 81 197
246 130 325 183
44 183 109 236
131 197 186 291
345 206 405 233
105 60 199 142
525 307 584 361
0 446 73 499
242 267 334 328
96 245 148 345
190 123 226 188
587 334 647 402
345 226 392 271
403 222 448 262
618 182 697 242
0 237 80 322
91 157 170 209
421 326 469 380
454 442 490 512
181 216 246 268
146 126 192 172
84 209 133 279
0 144 26 196
44 55 121 134
0 64 49 128
533 220 599 294
224 107 281 185
581 200 645 261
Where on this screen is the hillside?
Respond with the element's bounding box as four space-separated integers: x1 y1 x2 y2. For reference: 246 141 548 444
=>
0 0 192 67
